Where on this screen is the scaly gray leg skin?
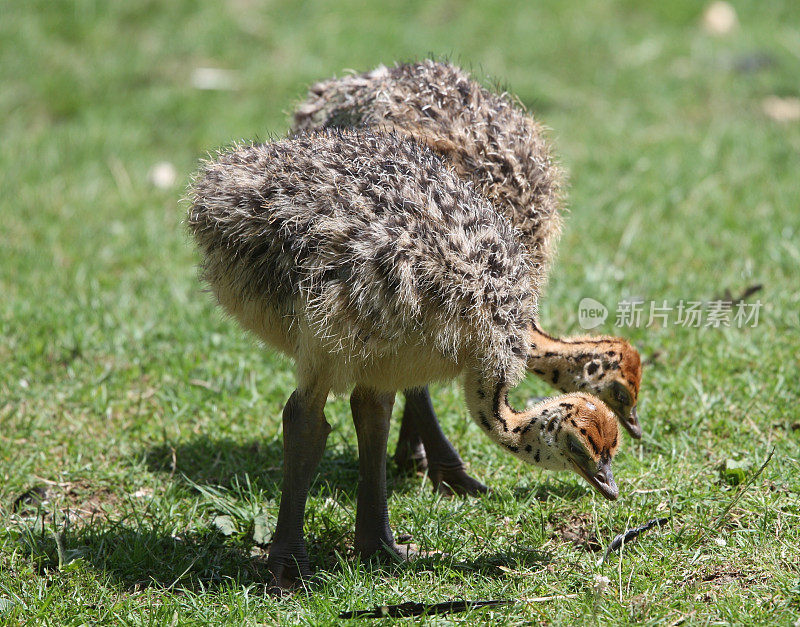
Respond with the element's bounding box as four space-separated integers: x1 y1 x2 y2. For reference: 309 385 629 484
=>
266 385 330 591
399 387 489 497
351 386 417 561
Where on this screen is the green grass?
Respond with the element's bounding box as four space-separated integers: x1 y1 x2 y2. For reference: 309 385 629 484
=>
2 0 800 623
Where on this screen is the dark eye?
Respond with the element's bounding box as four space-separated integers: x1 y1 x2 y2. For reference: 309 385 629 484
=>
612 382 631 405
568 436 589 461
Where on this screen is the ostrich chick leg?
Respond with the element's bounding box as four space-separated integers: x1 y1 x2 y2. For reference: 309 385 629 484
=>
396 387 489 496
351 386 416 560
266 386 331 589
394 399 428 472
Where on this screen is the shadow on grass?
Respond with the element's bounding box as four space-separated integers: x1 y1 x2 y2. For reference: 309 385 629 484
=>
13 523 276 590
4 438 567 592
11 517 552 593
142 435 362 499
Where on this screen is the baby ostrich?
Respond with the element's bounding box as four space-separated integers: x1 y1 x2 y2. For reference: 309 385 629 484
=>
187 129 621 588
293 60 642 494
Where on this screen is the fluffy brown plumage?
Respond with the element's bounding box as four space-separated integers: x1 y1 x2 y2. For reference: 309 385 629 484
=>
188 128 537 391
293 59 564 281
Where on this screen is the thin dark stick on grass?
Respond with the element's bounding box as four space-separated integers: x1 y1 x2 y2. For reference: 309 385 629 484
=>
339 599 510 619
339 595 578 619
602 517 669 561
713 283 763 306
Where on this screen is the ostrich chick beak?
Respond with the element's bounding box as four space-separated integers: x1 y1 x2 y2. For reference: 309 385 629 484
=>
621 405 642 439
571 457 619 501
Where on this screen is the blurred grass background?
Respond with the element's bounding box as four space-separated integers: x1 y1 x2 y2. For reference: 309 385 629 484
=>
1 0 799 623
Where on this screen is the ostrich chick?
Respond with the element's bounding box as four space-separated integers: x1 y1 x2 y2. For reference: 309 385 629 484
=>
293 60 642 494
187 129 621 588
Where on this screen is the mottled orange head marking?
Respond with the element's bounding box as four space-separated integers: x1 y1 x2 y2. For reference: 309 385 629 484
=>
562 393 621 461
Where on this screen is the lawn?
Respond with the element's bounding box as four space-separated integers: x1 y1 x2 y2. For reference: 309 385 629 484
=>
2 0 799 624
